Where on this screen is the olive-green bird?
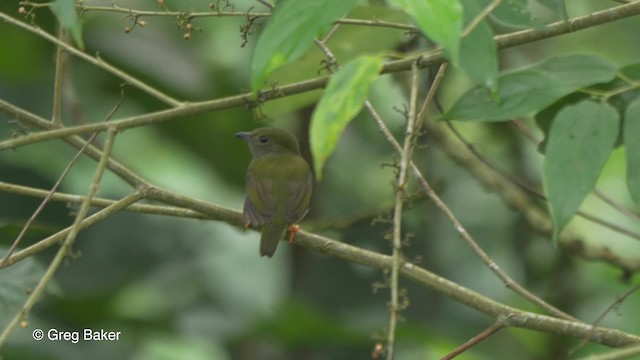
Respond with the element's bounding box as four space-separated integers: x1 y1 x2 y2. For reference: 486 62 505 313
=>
235 127 313 257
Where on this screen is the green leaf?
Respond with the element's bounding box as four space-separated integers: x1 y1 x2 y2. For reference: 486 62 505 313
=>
389 0 463 65
537 62 640 147
459 0 498 92
543 101 619 242
310 55 383 181
535 54 616 84
625 97 640 206
484 0 535 29
261 6 410 117
50 0 84 50
534 92 587 145
535 0 568 20
620 63 640 82
250 0 358 91
0 249 45 324
444 54 618 121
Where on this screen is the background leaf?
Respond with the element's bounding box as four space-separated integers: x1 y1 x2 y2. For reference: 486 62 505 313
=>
535 0 568 20
250 0 358 91
625 97 640 206
481 0 536 29
444 54 617 121
388 0 463 65
310 55 383 181
0 251 45 325
460 0 498 92
260 5 410 117
50 0 84 50
543 101 619 241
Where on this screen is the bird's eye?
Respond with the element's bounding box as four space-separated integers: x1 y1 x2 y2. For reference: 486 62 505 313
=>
259 136 269 144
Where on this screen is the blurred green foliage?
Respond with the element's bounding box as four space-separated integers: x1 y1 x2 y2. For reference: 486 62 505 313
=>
1 0 640 359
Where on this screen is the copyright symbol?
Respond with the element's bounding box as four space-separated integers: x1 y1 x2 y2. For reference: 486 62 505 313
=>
32 329 44 341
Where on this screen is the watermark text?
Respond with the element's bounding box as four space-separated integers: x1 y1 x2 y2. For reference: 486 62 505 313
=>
32 328 121 344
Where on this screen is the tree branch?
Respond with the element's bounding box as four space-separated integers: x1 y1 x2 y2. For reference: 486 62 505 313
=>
386 62 420 360
0 11 181 107
2 176 639 348
0 128 126 345
365 102 578 321
0 181 208 221
1 191 148 270
3 1 640 150
0 99 148 187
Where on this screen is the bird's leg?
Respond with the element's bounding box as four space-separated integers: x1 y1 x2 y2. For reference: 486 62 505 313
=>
288 224 300 244
244 222 251 230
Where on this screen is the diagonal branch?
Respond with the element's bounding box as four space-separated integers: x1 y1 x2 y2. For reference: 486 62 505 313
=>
0 128 130 346
0 181 208 223
2 2 640 150
365 102 578 322
386 62 420 360
2 180 639 347
51 25 67 125
1 190 148 270
0 11 181 107
0 93 125 268
0 99 147 187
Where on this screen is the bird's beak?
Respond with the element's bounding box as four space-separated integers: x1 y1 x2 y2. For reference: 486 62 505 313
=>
235 132 250 141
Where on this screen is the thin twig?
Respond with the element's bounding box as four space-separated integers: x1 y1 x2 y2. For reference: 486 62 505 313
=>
425 121 640 273
576 211 640 241
0 128 124 346
255 0 274 9
447 122 640 242
386 62 420 360
440 323 504 360
461 0 501 37
571 283 640 354
51 25 66 124
416 62 448 128
593 189 640 223
0 190 148 270
574 342 640 360
0 100 147 187
0 193 143 345
0 94 124 268
412 165 579 321
0 133 94 267
0 181 208 225
72 3 416 31
365 103 579 321
0 11 181 107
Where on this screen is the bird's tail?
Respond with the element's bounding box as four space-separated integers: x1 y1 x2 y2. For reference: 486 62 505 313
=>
260 222 287 257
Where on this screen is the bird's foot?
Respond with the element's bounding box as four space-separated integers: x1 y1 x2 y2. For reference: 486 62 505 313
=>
288 224 300 244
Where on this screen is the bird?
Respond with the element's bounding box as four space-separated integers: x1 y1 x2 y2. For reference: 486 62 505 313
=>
235 127 313 257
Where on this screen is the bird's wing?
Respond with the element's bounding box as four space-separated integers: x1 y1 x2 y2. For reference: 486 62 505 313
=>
243 196 264 227
243 156 312 226
284 158 313 223
244 174 276 227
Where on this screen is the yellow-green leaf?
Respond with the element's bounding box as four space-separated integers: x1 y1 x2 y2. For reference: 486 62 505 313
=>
50 0 84 50
310 56 383 181
250 0 358 91
388 0 463 65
